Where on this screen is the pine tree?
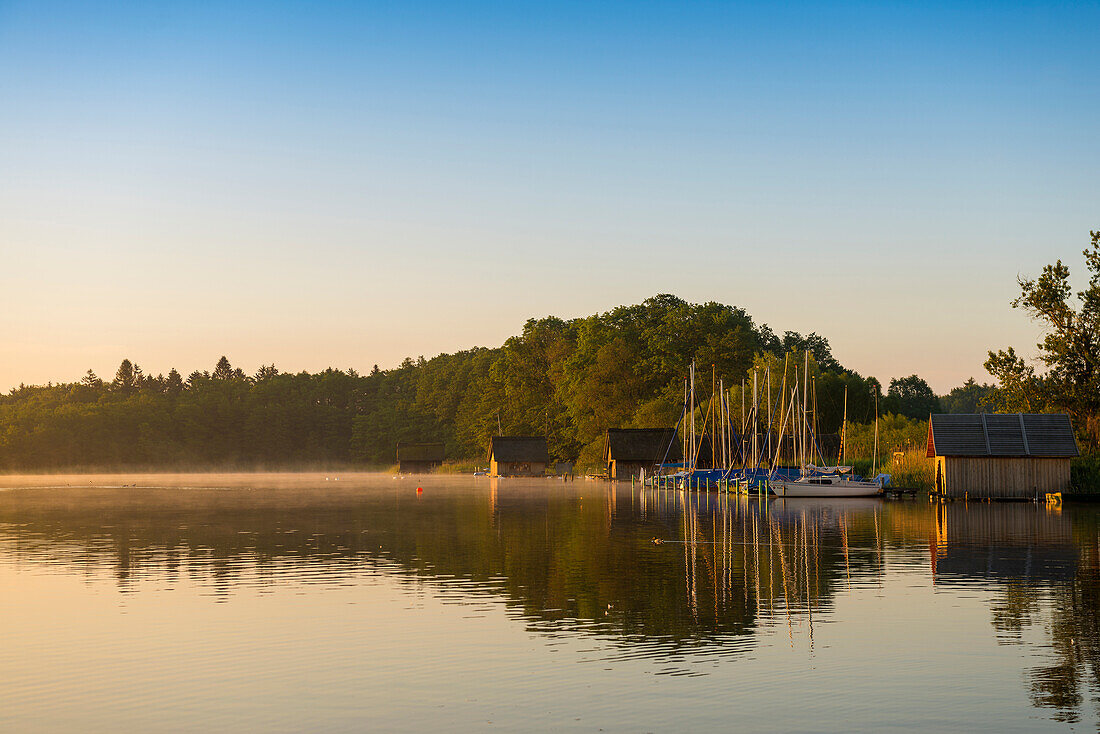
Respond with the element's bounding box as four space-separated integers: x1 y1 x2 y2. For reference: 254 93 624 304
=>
213 356 234 380
111 359 137 393
165 368 184 394
255 364 279 381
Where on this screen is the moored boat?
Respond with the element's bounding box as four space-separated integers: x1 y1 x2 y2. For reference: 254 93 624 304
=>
769 474 884 497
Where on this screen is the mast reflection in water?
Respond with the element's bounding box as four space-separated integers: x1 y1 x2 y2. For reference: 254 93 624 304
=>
1 474 1098 731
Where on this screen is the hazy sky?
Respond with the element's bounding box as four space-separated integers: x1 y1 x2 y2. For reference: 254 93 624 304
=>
2 1 1097 393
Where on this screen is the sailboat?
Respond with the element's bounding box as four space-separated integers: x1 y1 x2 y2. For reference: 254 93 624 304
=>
767 360 888 498
769 473 885 497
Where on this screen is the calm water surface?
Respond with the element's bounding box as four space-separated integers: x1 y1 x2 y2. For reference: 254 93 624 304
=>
1 473 1099 732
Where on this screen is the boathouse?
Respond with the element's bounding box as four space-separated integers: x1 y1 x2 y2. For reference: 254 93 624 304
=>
487 436 549 477
604 428 682 480
397 442 445 473
927 413 1079 499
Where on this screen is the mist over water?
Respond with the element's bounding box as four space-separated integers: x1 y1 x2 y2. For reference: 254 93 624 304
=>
1 474 1098 732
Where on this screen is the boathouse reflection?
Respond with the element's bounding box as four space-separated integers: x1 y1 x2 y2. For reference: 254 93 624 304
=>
929 503 1100 724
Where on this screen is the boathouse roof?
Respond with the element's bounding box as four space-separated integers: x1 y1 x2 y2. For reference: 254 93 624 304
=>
396 442 445 462
488 436 549 463
927 413 1079 458
604 428 682 463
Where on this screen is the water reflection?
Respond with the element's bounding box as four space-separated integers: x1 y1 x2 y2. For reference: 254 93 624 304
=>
1 475 1100 725
927 502 1100 724
0 482 893 644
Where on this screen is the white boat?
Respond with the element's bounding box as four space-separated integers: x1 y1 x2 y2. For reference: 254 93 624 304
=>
769 474 884 497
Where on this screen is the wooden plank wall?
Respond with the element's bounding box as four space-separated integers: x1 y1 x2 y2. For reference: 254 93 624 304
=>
491 461 547 477
610 460 648 480
943 457 1070 498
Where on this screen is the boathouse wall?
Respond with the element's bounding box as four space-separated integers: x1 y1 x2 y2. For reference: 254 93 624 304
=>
603 428 682 481
608 459 648 481
936 456 1071 499
489 459 547 477
396 442 445 474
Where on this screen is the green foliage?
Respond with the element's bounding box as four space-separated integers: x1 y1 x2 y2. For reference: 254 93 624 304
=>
0 295 878 471
940 377 997 414
883 374 940 419
1069 456 1100 495
987 230 1100 447
984 347 1043 412
844 414 927 462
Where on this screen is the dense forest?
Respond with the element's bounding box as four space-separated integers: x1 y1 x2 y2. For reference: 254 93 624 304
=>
2 294 967 471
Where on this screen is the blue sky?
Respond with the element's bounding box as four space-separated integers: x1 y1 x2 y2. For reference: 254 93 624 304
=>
2 1 1098 391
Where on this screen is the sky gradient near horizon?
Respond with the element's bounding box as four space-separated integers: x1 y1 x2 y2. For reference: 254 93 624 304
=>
2 1 1098 393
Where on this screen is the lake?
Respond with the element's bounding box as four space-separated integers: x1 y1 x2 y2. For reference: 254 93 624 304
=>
1 473 1098 732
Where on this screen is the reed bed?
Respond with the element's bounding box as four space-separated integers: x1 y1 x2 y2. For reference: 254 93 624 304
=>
884 449 934 490
1070 456 1100 495
849 448 933 490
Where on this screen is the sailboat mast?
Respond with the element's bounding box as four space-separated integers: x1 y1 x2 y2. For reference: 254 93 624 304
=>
812 375 819 466
690 362 696 472
728 386 735 468
872 388 879 476
752 370 758 468
767 368 772 467
711 365 717 469
797 372 802 472
683 377 688 474
778 354 789 466
840 385 848 467
720 378 726 469
802 352 809 475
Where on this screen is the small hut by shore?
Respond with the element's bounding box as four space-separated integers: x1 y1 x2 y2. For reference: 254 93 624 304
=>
488 436 549 477
396 442 445 473
604 428 681 480
927 413 1079 499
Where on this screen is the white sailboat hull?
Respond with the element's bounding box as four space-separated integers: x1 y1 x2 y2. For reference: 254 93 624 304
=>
770 478 883 498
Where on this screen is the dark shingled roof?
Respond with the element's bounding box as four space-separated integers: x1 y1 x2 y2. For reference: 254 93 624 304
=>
488 436 549 463
605 428 682 463
927 414 1079 458
397 442 445 462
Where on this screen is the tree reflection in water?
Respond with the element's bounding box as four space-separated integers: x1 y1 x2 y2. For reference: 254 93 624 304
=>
932 502 1100 724
1 475 1099 718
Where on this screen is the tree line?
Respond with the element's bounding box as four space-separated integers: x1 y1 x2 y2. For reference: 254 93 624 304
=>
4 231 1098 474
0 295 945 471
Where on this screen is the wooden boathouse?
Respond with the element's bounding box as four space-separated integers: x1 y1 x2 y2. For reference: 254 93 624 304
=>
927 413 1079 499
604 428 681 481
487 436 549 477
396 442 445 473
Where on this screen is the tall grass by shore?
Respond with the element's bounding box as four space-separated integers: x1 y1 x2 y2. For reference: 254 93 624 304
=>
850 449 933 490
436 460 486 475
